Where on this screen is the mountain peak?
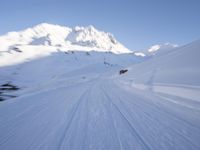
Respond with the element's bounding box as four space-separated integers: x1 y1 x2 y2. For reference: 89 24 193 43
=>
74 25 96 32
0 23 131 54
66 25 125 51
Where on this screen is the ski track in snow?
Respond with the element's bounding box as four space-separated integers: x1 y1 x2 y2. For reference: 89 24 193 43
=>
0 75 200 150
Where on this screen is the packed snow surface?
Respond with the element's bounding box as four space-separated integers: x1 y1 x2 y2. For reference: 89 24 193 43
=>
0 24 200 150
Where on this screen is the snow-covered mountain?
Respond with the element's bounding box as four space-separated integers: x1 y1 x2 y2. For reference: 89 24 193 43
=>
0 23 130 53
0 23 134 66
0 24 200 150
0 23 180 66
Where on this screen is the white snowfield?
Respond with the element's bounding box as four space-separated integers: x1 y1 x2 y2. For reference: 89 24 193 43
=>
0 24 200 150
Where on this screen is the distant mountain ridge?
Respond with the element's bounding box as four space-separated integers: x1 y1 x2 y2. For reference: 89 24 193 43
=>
0 23 180 57
0 23 131 54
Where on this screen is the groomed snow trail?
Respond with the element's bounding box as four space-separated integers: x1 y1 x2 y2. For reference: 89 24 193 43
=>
0 75 200 150
1 24 200 150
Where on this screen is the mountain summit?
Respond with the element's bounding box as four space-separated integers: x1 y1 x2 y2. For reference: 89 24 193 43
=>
0 23 131 54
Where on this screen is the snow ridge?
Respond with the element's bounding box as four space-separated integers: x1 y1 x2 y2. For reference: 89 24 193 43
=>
147 43 178 55
0 23 130 54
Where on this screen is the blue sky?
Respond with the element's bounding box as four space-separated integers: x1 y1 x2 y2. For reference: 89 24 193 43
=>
0 0 200 50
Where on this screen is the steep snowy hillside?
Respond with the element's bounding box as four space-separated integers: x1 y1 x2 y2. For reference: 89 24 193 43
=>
118 39 200 104
0 23 200 150
119 40 200 85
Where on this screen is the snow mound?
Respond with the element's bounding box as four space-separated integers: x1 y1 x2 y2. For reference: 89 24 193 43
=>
134 52 146 57
147 43 178 55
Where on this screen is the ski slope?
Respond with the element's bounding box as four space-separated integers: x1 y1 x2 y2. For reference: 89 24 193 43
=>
1 76 200 150
0 24 200 149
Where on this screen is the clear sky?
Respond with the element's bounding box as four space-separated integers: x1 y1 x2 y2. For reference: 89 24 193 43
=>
0 0 200 50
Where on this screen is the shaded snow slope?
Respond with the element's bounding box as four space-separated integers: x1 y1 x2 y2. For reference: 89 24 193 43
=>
119 40 200 85
118 40 200 104
0 51 143 100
